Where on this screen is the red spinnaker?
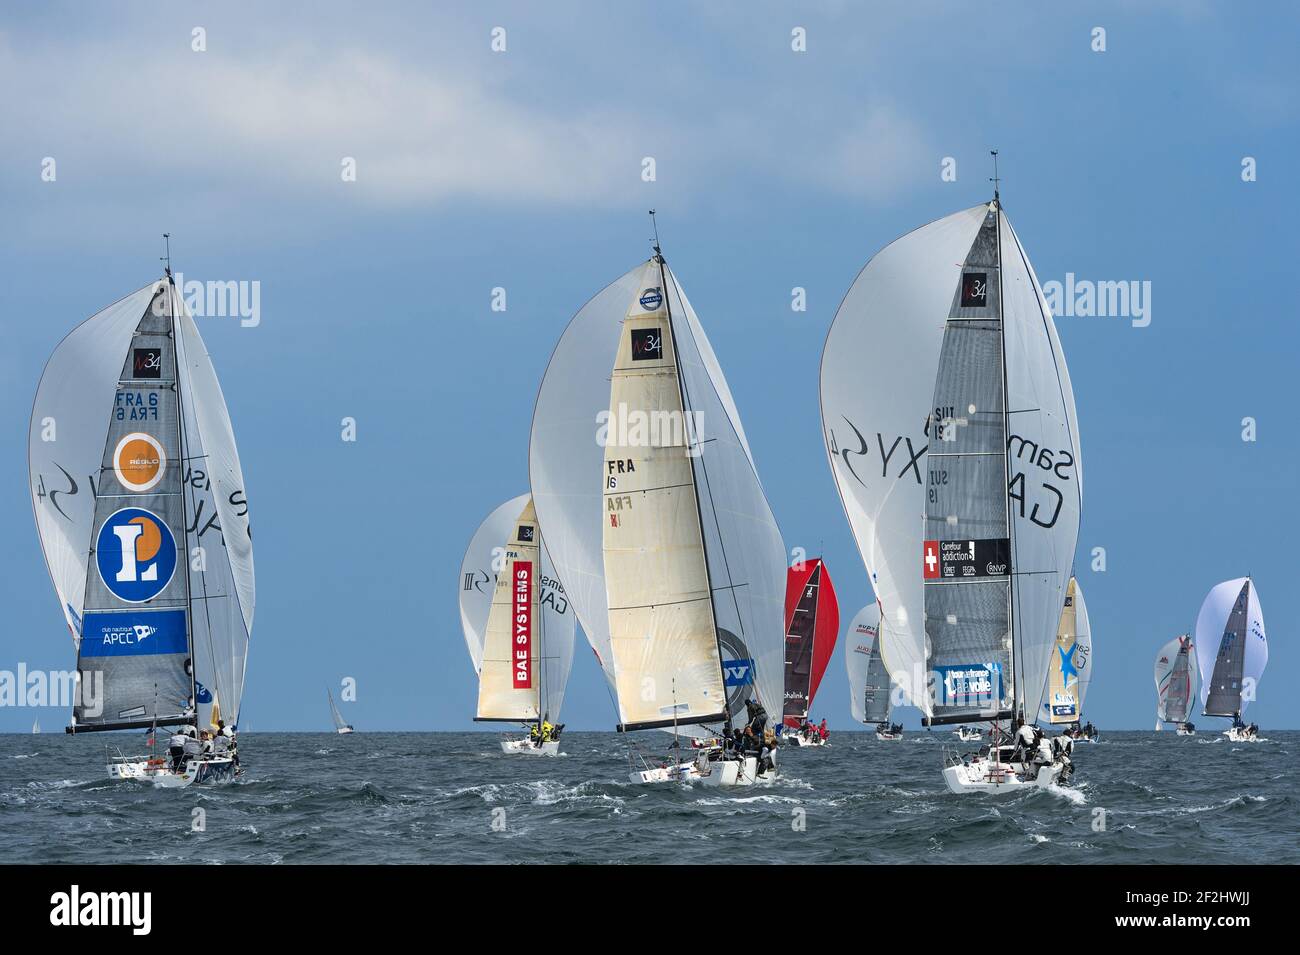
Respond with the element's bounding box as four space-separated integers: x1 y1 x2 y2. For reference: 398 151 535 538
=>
782 558 840 727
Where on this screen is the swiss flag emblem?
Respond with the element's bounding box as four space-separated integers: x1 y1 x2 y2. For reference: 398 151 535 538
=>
923 540 940 580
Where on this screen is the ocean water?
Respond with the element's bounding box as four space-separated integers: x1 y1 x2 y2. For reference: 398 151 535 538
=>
1 730 1294 864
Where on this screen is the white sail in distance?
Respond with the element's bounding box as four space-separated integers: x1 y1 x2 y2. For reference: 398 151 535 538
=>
458 493 575 723
1196 577 1266 720
820 202 1080 722
1041 577 1093 723
844 603 890 724
530 256 786 735
1154 634 1197 726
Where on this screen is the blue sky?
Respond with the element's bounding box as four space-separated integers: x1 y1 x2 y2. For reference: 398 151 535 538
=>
2 2 1296 730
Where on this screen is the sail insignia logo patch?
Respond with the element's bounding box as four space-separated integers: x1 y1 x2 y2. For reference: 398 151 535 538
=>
639 287 663 310
95 507 178 603
516 524 535 543
132 347 162 379
631 327 663 361
960 272 988 308
113 432 166 493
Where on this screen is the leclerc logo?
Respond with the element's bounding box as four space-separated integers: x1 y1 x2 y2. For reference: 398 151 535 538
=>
639 287 662 310
95 507 177 603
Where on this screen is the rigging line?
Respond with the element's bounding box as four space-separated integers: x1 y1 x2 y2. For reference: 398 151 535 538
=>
662 264 746 641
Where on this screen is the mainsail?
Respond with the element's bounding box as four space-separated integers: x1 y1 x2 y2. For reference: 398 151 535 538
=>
1041 577 1093 723
530 255 786 735
820 200 1080 723
327 688 351 732
782 558 840 726
1196 577 1267 719
458 494 575 723
1155 634 1197 726
29 277 255 733
844 603 890 724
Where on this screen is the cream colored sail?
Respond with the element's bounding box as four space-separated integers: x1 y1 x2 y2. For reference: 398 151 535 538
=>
602 261 727 729
1044 577 1083 724
476 498 543 721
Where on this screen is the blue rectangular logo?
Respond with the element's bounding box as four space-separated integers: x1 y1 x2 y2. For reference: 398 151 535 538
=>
934 663 1002 708
81 609 188 657
722 658 754 687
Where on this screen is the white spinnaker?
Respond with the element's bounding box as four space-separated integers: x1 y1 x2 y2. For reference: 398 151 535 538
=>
458 493 575 720
1074 580 1092 711
28 284 160 644
1196 577 1267 718
174 289 255 725
819 207 986 715
844 603 882 724
999 212 1082 721
530 259 785 729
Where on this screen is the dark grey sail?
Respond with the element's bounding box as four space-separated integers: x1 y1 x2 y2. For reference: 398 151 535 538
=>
782 562 822 723
1167 644 1193 723
862 644 892 723
74 283 194 731
1204 580 1250 718
922 207 1014 726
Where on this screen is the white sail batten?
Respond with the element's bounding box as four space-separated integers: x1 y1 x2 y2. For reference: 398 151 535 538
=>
1196 577 1267 719
460 493 575 721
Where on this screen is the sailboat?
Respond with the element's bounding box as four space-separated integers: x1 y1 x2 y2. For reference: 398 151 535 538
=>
32 717 40 735
327 688 354 734
1196 577 1267 742
1041 577 1096 741
843 603 902 740
529 233 786 786
1154 634 1198 735
458 494 575 755
820 169 1082 793
28 257 255 787
781 558 839 746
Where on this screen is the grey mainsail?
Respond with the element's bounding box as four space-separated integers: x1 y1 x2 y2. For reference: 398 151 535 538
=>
1203 580 1250 718
922 207 1013 725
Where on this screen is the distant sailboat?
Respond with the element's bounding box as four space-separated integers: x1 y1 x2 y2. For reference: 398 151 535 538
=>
843 603 901 740
530 237 786 786
1196 578 1266 742
32 717 40 735
458 494 575 755
29 259 254 787
327 688 354 735
1154 634 1198 734
1041 578 1096 740
821 175 1082 793
781 558 839 745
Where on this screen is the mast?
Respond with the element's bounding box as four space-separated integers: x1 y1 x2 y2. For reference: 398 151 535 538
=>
989 152 1022 722
652 212 733 735
167 266 199 725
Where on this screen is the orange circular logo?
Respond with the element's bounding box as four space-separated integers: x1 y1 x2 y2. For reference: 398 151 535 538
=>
113 432 166 493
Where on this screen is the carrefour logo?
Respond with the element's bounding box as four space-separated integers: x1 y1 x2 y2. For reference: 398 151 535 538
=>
95 507 177 603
